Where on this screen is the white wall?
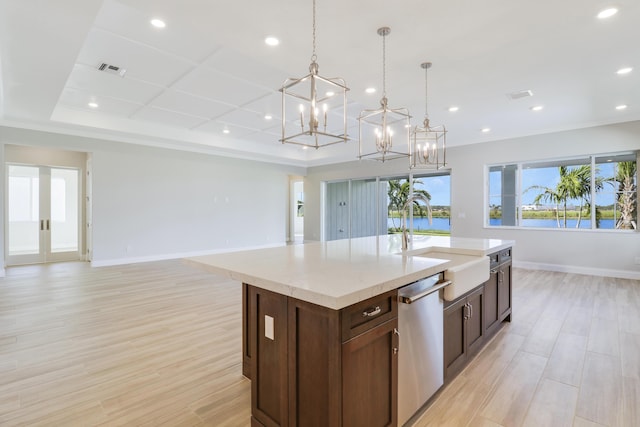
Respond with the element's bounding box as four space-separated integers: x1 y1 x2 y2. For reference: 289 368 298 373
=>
1 126 305 266
305 121 640 279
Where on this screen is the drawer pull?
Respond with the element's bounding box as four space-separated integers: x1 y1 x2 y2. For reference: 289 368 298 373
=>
362 306 381 317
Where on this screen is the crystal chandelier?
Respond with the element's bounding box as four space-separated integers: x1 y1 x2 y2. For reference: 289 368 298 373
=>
358 27 411 162
410 62 447 169
279 0 349 149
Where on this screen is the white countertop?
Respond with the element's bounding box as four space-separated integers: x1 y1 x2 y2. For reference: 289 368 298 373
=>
187 235 514 310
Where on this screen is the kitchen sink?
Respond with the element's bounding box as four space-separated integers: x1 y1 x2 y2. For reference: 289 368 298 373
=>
413 251 490 301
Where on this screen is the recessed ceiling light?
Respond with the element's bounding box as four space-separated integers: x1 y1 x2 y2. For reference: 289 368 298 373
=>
264 114 273 120
365 87 376 94
481 128 491 133
326 91 335 97
597 8 618 19
223 128 231 134
150 19 166 28
530 105 544 111
88 102 99 109
302 146 309 150
448 106 459 112
265 36 279 46
617 67 633 75
616 104 628 110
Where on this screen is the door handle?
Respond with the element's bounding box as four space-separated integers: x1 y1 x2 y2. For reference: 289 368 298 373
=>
469 302 473 319
40 220 44 231
46 219 50 231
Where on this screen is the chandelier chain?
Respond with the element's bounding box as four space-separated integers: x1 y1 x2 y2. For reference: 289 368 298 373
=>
424 65 429 118
382 30 387 97
311 0 317 62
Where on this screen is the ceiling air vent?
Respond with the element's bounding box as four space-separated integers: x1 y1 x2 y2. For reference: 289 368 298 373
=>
507 89 533 100
97 62 127 77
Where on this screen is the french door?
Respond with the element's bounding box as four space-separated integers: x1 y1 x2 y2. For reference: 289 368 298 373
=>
6 164 81 265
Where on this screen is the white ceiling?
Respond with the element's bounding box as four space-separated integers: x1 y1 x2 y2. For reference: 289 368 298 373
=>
1 0 639 167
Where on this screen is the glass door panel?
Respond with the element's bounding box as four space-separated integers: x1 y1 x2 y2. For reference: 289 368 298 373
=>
7 165 41 257
50 168 79 253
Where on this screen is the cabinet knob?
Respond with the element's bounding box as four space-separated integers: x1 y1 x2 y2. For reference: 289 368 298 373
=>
393 347 398 355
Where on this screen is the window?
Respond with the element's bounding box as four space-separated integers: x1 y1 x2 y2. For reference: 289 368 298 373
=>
487 153 638 230
324 172 451 241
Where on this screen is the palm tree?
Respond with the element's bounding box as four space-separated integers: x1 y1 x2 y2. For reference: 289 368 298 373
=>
526 184 562 227
387 179 431 231
526 165 593 228
615 161 637 230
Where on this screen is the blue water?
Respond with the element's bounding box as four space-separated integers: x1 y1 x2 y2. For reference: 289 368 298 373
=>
489 218 616 229
387 217 618 230
388 217 451 231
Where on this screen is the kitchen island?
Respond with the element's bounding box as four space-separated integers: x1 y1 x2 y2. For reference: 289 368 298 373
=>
189 235 514 426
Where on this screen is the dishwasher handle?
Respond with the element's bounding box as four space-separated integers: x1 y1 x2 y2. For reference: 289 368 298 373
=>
399 280 451 304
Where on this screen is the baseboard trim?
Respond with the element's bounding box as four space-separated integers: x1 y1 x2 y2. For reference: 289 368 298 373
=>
90 243 286 268
513 260 640 280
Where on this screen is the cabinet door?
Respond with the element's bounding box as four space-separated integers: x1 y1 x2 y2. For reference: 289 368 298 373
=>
443 297 467 380
288 298 341 427
484 269 500 335
342 318 398 427
242 283 252 379
498 263 512 321
466 287 485 356
248 286 289 427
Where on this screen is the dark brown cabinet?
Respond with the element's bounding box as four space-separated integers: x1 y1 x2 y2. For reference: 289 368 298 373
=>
483 248 512 337
443 286 485 380
245 284 398 427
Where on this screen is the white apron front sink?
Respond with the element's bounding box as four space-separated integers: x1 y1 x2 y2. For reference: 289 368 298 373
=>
413 251 490 301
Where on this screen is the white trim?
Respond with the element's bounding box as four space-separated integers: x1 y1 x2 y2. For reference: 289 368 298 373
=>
90 243 286 268
513 260 640 280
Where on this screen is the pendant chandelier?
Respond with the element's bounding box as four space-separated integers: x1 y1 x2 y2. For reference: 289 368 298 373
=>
279 0 349 149
358 27 411 162
410 62 447 169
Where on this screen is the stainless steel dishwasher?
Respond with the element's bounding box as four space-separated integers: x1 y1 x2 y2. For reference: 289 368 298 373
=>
397 273 450 426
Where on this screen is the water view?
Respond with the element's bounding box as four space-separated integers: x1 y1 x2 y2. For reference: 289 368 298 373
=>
388 217 451 231
489 218 616 229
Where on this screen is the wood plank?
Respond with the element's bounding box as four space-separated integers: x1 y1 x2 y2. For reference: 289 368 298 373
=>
477 351 547 426
521 378 578 427
575 352 623 426
543 332 587 387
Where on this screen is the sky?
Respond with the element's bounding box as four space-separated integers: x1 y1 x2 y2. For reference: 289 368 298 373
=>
491 163 620 206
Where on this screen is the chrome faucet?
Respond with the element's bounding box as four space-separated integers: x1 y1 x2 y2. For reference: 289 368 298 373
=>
402 194 432 250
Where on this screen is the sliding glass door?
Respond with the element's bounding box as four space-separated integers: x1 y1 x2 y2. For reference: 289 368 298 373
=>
7 165 80 265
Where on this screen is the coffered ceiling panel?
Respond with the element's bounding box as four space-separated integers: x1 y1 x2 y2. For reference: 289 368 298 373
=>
77 28 196 87
149 89 234 120
133 106 208 129
92 0 217 62
202 48 290 90
65 64 164 105
215 108 271 131
173 67 273 108
58 87 142 117
194 120 257 139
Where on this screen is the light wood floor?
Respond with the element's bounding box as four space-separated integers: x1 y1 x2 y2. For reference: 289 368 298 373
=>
0 261 639 426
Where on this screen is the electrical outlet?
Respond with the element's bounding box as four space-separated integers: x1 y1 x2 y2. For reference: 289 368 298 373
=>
265 315 274 340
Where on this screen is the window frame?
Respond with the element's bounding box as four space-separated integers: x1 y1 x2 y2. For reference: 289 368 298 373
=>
485 152 638 232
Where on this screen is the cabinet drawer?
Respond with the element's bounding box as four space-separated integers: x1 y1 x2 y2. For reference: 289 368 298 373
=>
489 252 500 268
498 248 512 263
341 289 397 342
